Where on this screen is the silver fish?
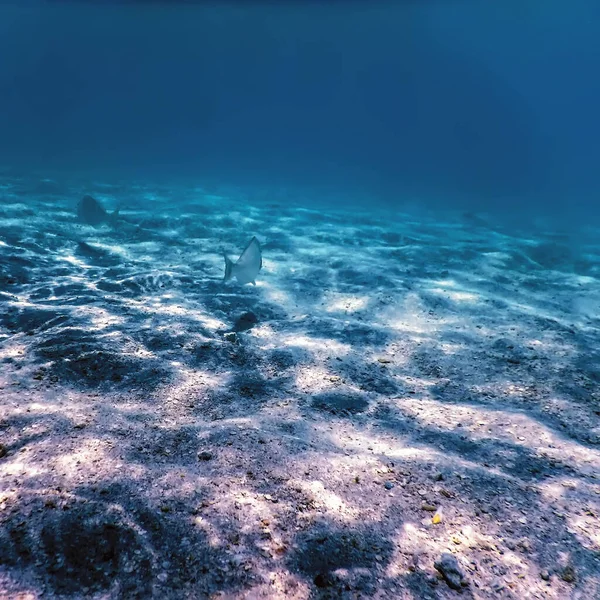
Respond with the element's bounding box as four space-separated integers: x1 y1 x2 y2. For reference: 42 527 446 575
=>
223 237 262 285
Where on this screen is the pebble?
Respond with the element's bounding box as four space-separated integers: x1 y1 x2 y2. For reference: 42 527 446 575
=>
0 444 6 459
540 570 550 581
560 565 576 583
224 332 237 343
384 481 394 490
198 450 213 461
434 553 467 591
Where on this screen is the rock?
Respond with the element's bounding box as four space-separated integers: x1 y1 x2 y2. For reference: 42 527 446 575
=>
198 450 213 461
224 332 238 343
384 481 394 490
540 569 550 581
233 311 258 332
434 553 467 591
560 565 576 583
0 444 6 458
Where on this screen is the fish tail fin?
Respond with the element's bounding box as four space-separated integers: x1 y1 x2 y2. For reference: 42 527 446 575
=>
223 254 234 282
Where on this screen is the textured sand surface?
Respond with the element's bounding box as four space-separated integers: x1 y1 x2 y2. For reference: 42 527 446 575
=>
1 175 600 599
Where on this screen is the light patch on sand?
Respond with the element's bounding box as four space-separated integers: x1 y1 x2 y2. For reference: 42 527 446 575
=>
430 278 457 288
0 461 46 478
325 294 369 313
284 334 350 355
92 243 130 258
53 440 124 475
58 254 88 268
294 365 344 392
0 344 26 359
299 479 358 518
261 283 293 305
567 514 600 551
251 324 277 339
88 307 126 329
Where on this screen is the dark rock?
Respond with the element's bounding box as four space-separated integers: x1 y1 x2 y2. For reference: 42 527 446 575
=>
233 311 258 332
0 443 7 458
198 451 213 461
560 565 576 583
434 553 467 591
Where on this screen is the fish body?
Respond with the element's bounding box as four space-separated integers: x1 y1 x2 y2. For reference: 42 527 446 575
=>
77 195 119 226
223 237 262 285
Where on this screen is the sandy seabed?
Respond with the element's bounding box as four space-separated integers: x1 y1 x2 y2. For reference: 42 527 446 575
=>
1 175 600 599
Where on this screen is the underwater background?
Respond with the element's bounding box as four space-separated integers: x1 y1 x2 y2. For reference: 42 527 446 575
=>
1 2 600 599
0 0 599 223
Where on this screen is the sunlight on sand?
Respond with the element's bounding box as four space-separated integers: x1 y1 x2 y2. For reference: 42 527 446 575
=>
0 344 27 359
87 306 126 329
428 287 481 303
325 294 370 313
284 334 351 355
260 282 293 306
58 254 89 268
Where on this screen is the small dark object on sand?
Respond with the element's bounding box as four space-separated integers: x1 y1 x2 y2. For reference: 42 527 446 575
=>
233 311 258 332
434 553 467 590
77 195 119 226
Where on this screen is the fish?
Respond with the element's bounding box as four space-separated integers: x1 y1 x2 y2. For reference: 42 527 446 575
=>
77 195 119 226
223 237 262 285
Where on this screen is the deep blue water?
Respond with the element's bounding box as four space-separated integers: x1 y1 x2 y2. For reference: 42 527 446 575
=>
0 0 599 222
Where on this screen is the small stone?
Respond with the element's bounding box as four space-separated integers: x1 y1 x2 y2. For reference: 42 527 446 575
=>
224 332 238 343
198 450 213 461
377 357 391 364
540 570 550 581
422 504 437 512
233 311 258 332
434 553 467 591
384 481 394 490
0 444 6 459
560 566 576 583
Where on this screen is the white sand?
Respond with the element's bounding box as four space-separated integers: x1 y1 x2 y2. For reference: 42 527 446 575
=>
1 175 600 599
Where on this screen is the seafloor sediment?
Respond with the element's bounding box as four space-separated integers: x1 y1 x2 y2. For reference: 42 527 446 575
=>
1 174 599 599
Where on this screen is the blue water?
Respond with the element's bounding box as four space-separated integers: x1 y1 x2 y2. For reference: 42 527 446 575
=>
2 4 600 598
1 1 599 223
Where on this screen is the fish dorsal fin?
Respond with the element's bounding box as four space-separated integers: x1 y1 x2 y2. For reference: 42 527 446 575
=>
236 236 262 271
